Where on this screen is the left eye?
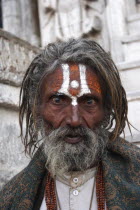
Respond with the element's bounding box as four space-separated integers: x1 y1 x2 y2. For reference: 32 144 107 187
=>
86 98 95 105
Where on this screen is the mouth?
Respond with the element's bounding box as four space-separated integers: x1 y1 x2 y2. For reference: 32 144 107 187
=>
64 135 82 144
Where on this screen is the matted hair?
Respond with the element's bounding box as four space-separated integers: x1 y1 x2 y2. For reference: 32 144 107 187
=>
19 38 131 156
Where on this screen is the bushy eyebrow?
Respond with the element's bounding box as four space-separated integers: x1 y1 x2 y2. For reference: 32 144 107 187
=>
49 92 69 99
51 91 101 98
78 94 100 101
51 92 101 101
54 92 65 96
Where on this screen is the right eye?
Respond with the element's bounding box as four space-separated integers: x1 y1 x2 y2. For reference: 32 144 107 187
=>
48 94 71 106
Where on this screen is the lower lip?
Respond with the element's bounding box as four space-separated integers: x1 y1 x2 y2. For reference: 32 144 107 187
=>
64 137 82 144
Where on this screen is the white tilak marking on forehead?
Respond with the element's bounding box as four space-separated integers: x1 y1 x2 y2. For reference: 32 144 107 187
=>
78 64 91 96
70 80 79 89
71 97 77 106
58 64 70 94
59 64 78 106
59 64 91 106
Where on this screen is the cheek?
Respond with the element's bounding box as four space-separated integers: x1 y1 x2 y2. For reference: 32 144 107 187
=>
83 107 105 128
40 104 65 128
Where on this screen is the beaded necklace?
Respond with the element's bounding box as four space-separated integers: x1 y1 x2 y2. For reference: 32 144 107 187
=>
45 163 106 210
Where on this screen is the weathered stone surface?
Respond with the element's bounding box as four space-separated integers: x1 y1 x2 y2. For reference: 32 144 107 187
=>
126 133 140 144
38 0 105 46
120 67 140 92
117 60 140 70
118 61 140 93
125 0 137 16
0 108 30 189
123 98 140 147
0 83 20 110
127 14 140 35
0 29 39 189
2 0 40 46
127 90 140 101
2 0 21 37
122 37 140 62
127 99 140 133
0 29 40 86
106 0 127 62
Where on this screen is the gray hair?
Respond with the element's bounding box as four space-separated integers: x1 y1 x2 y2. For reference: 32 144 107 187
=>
19 38 130 156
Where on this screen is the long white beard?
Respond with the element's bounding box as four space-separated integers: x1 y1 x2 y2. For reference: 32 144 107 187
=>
43 126 108 177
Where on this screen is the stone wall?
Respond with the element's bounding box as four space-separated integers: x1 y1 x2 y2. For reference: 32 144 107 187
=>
1 0 40 46
0 29 40 189
106 0 140 143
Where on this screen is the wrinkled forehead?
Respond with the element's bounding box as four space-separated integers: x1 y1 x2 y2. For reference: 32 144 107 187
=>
41 63 102 97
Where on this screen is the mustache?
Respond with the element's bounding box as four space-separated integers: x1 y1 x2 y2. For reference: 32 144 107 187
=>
46 125 94 141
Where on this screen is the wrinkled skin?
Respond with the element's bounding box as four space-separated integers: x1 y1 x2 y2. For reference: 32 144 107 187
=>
39 63 105 144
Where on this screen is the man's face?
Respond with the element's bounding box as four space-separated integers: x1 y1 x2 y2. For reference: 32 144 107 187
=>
40 63 105 141
39 63 107 175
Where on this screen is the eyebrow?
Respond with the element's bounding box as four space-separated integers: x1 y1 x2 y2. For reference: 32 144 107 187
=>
53 92 66 97
79 93 101 100
53 92 101 100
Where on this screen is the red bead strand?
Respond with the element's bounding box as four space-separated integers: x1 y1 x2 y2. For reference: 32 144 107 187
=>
45 172 57 210
96 163 106 210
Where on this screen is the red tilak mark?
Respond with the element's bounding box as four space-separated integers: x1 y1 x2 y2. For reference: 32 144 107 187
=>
70 64 79 71
45 68 63 93
69 89 79 96
69 64 80 96
86 70 102 95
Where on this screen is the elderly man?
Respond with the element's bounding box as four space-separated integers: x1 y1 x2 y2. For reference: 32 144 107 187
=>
0 39 140 210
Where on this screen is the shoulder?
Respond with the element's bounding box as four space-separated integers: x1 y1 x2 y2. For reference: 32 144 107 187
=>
0 147 46 209
107 137 140 161
0 170 25 209
102 137 140 183
102 137 140 209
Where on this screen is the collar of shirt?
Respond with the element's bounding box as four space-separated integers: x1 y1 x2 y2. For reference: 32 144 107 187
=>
55 167 97 188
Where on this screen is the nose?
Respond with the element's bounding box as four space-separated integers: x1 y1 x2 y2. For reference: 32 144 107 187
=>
66 105 82 127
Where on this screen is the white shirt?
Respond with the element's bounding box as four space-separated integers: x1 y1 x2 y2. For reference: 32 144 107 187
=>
40 167 106 210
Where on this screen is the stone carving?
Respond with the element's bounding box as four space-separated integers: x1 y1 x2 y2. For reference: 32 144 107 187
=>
38 0 105 46
2 0 40 46
0 29 40 87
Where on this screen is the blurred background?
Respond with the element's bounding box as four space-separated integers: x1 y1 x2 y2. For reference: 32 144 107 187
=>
0 0 140 189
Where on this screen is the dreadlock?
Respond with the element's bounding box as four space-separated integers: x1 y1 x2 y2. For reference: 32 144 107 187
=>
19 38 131 156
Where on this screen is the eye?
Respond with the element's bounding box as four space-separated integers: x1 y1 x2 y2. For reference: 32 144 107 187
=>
78 95 97 107
86 98 95 105
49 94 70 106
51 96 62 104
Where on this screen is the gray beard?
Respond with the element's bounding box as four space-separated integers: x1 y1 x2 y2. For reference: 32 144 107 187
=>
43 126 108 177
